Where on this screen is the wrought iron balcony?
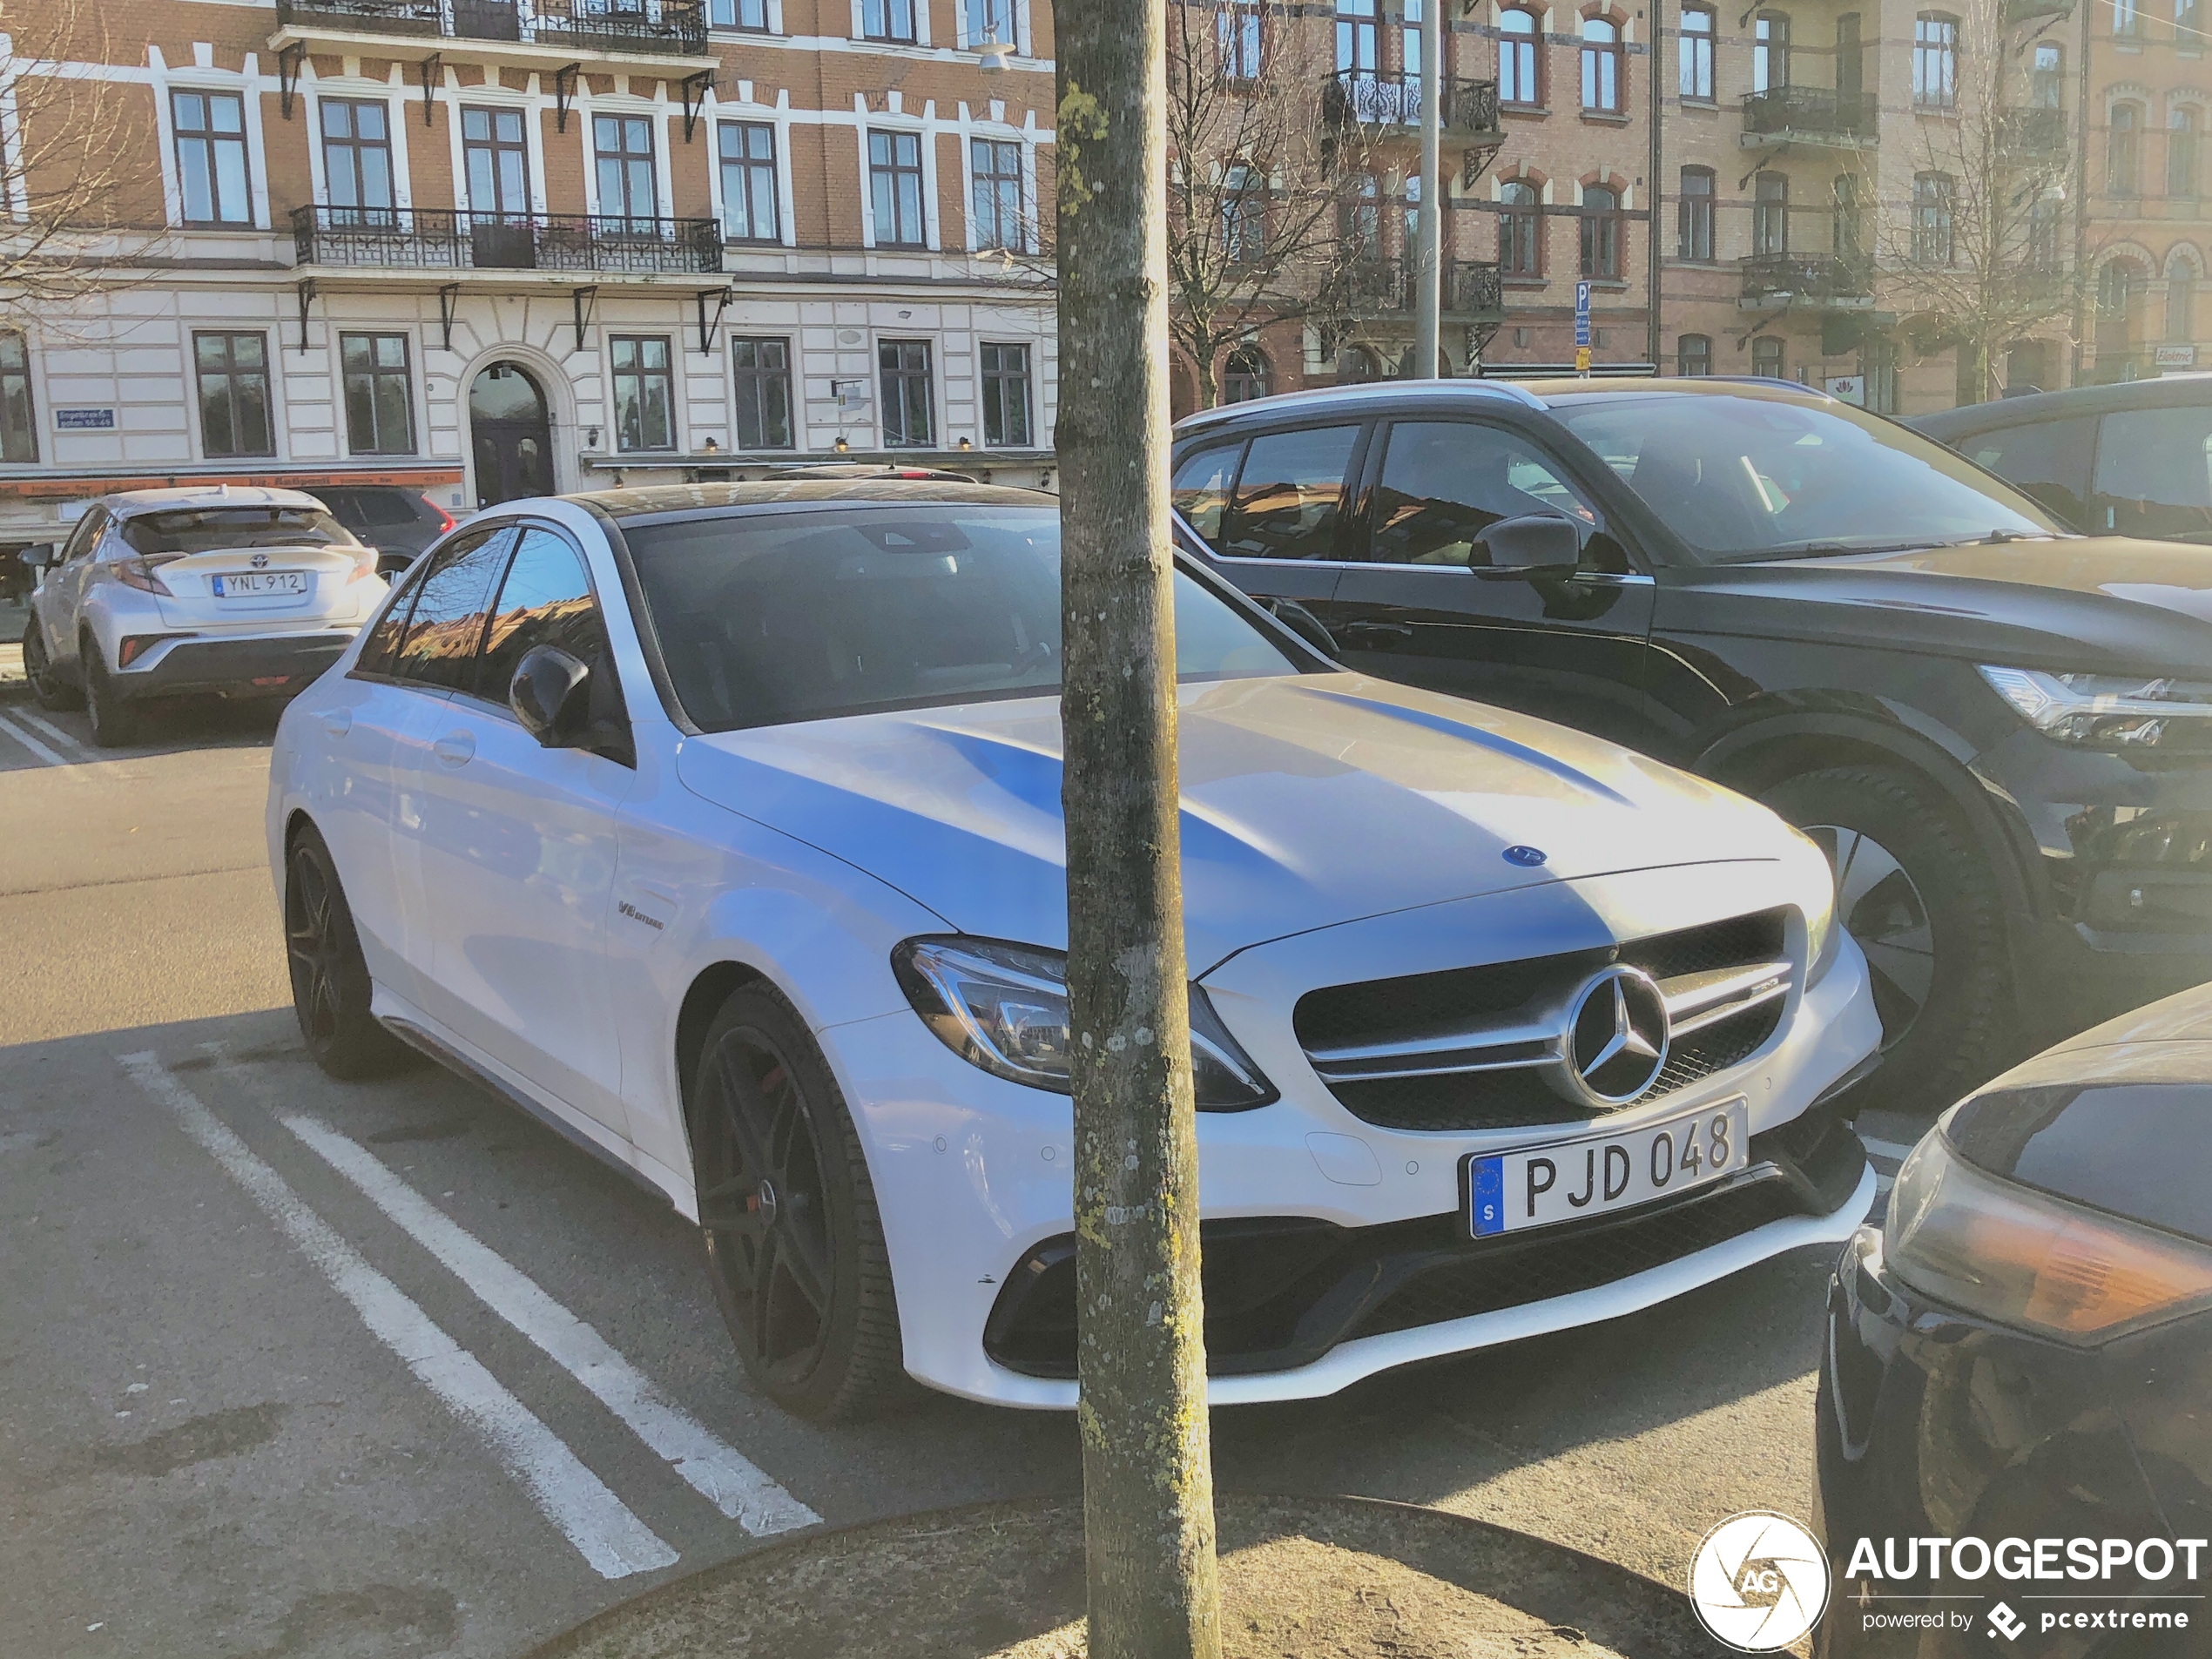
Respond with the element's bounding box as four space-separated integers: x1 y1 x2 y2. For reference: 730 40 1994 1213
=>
293 206 724 274
1741 86 1879 142
1324 71 1503 138
1996 106 2068 158
1334 257 1505 319
272 0 707 55
1740 252 1874 305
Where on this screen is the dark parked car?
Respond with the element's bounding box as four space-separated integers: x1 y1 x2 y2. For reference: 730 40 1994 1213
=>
312 485 455 576
1912 375 2212 543
1170 378 2212 1115
1816 983 2212 1656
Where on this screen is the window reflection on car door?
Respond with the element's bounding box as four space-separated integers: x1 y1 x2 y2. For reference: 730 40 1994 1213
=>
2090 403 2212 543
1325 419 1663 752
1170 424 1368 634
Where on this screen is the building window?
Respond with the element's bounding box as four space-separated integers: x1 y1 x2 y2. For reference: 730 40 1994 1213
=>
1679 6 1715 99
1912 172 1955 264
2027 195 2062 268
1217 2 1264 78
1222 163 1266 263
1751 335 1785 378
1836 12 1865 101
2114 0 2140 33
1500 9 1541 105
1497 180 1541 275
1912 14 1958 110
1581 18 1622 112
981 341 1032 444
2182 0 2202 44
966 0 1015 43
869 130 927 246
1676 333 1711 376
320 98 394 226
2171 267 2198 340
2171 108 2200 199
1678 167 1713 260
0 334 36 463
594 114 658 229
1753 171 1789 255
173 90 252 227
880 339 934 448
710 0 772 28
1581 185 1619 277
1861 335 1898 413
1338 0 1379 75
1833 172 1865 261
341 333 415 455
731 337 792 449
194 332 273 458
1753 10 1791 91
2110 104 2141 195
610 335 675 452
862 0 918 41
971 138 1025 251
1222 344 1271 402
2030 42 2062 108
462 106 531 219
718 122 779 241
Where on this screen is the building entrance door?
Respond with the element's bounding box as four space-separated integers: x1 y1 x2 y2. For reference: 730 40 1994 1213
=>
469 363 555 509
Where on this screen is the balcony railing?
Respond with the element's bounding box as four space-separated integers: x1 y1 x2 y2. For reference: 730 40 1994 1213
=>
1740 252 1874 304
1334 257 1505 318
1323 71 1503 138
1996 106 2068 158
293 206 724 273
1741 85 1879 140
273 0 708 55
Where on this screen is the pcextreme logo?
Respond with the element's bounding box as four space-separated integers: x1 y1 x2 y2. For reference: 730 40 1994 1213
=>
1689 1511 1830 1652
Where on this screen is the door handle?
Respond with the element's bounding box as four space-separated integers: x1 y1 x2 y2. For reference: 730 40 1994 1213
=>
320 709 353 739
1339 621 1414 643
432 730 476 767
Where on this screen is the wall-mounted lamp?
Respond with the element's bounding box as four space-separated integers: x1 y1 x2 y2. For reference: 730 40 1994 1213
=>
958 435 973 450
586 427 601 447
701 435 721 453
835 435 851 453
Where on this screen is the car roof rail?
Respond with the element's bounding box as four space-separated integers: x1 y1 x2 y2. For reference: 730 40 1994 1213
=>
1175 377 1543 435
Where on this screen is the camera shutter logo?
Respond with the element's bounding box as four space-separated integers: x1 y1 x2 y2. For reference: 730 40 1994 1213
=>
1689 1511 1831 1652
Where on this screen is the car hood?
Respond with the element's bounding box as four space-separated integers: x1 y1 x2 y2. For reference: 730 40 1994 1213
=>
675 671 1797 968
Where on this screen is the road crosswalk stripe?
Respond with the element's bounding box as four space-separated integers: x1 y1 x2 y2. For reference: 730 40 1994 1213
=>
0 707 71 767
119 1052 680 1581
273 1102 820 1535
13 708 90 756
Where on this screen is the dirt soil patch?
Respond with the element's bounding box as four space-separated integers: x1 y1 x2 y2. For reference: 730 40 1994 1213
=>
532 1494 1711 1658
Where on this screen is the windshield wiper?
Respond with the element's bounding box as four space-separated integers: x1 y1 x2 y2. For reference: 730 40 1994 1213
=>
1750 540 1932 560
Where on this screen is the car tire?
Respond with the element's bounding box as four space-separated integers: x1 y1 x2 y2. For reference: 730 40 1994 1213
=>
81 635 142 748
284 823 411 1080
22 619 83 711
689 985 908 1421
1759 765 2010 1116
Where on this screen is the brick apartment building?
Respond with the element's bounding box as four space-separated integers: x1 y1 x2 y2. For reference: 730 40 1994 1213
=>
0 0 1057 558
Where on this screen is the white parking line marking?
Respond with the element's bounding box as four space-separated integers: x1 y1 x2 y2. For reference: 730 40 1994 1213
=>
1860 1136 1917 1164
0 708 71 767
118 1053 680 1581
275 1105 820 1535
13 708 91 756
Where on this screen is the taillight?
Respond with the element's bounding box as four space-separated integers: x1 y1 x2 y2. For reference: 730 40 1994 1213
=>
346 547 380 584
421 493 455 534
115 555 179 595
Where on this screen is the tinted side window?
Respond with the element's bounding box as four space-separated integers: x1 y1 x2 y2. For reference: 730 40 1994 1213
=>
1170 442 1242 549
354 555 428 678
474 527 619 713
2091 405 2212 542
60 508 106 563
1961 415 2095 529
389 526 513 690
1368 421 1602 567
1223 424 1360 560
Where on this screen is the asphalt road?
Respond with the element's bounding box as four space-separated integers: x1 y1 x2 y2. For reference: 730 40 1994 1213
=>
0 696 1915 1659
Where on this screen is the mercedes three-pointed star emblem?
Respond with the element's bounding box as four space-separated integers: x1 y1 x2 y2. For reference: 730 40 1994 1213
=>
1555 965 1671 1108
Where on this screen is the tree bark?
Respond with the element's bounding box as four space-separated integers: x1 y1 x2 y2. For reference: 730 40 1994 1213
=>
1056 2 1223 1656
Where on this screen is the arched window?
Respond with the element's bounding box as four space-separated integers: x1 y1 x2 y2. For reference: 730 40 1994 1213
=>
1336 342 1382 383
2098 259 2146 365
1679 6 1715 99
1678 165 1715 260
1500 179 1542 274
1912 13 1958 109
2168 263 2197 341
2111 103 2142 194
1499 9 1541 105
1581 184 1620 277
1753 11 1791 92
1754 171 1789 255
1223 345 1272 401
2171 107 2201 199
1581 17 1622 111
1677 333 1712 376
1832 172 1865 262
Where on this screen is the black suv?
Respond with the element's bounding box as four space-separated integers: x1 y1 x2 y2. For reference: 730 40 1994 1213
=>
1171 378 2212 1116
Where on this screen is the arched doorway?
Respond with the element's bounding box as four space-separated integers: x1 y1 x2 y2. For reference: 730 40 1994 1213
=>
469 363 554 509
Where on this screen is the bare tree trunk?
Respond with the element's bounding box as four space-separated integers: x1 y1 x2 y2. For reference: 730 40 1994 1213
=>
1193 348 1220 410
1056 4 1223 1659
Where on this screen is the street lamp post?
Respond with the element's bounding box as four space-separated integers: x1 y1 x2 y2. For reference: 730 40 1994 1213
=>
1413 0 1443 377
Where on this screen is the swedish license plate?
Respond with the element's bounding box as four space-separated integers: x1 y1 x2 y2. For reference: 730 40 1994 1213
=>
1466 1098 1751 1238
212 571 306 597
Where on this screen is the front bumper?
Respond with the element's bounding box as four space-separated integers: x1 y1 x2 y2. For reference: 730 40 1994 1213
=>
113 631 355 699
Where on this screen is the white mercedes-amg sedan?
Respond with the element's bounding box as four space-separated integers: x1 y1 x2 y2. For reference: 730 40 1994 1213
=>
266 481 1881 1420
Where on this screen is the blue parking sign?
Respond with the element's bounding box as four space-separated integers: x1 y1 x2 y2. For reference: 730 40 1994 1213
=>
1574 280 1592 348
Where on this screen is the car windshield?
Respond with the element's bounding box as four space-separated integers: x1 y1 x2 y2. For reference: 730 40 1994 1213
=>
1552 392 2065 561
624 504 1300 732
119 506 359 555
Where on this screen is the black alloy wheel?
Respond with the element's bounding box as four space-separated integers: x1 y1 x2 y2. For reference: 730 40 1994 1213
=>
691 987 905 1420
21 620 82 711
284 825 410 1079
80 634 142 748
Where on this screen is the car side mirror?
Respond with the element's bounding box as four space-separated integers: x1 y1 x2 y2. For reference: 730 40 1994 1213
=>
17 546 50 573
509 644 593 748
1261 596 1339 659
1473 514 1583 579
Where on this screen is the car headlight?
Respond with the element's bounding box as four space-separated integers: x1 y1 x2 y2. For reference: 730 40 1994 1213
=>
891 936 1278 1111
1884 1127 2212 1345
1980 664 2212 752
1787 824 1841 989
